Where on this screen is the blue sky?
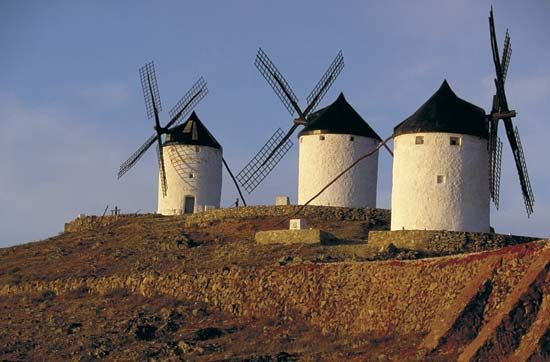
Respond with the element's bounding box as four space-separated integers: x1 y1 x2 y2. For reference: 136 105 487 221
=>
1 1 549 246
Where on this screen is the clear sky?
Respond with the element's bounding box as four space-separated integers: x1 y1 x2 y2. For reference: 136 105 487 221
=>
1 0 549 246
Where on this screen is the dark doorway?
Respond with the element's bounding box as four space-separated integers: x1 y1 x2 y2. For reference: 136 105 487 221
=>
184 196 195 214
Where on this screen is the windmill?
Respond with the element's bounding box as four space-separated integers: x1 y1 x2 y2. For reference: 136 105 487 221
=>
236 48 344 193
487 7 534 216
117 61 208 196
117 61 247 206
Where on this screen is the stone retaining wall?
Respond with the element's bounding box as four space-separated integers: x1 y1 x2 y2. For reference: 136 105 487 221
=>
183 205 390 226
64 214 159 233
369 230 538 255
64 206 391 233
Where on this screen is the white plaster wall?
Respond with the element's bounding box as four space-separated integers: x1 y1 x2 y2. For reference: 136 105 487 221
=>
298 133 379 208
391 133 490 232
157 144 222 215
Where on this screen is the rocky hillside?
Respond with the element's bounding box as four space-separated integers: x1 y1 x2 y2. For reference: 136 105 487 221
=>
0 206 548 361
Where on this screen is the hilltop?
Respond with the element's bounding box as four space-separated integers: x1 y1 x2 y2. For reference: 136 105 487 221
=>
1 206 548 361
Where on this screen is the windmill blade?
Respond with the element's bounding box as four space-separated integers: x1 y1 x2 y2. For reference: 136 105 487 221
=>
501 30 512 83
236 128 294 193
118 133 158 178
488 96 499 179
489 9 534 215
304 50 344 116
255 48 302 117
513 126 534 215
140 62 162 119
502 120 534 216
166 77 208 129
489 8 506 87
488 116 499 193
156 137 168 197
489 135 503 209
489 8 510 106
259 123 300 168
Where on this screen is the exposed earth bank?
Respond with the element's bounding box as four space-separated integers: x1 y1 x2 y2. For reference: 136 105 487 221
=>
1 206 548 361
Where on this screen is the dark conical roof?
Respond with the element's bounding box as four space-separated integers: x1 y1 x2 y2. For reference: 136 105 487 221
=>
165 111 222 150
394 80 488 138
299 93 381 140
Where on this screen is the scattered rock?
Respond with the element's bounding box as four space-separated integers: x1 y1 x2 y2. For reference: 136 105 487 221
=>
313 254 341 263
67 322 82 335
379 243 398 254
183 239 201 248
278 256 293 266
34 290 56 303
191 307 209 317
75 285 90 298
165 321 180 332
135 325 157 341
277 351 299 361
192 327 224 341
177 340 192 353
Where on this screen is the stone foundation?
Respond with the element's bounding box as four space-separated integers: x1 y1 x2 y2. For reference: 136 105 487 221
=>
368 230 538 255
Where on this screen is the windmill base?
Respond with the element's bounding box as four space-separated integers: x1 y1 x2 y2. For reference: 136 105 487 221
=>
368 230 538 255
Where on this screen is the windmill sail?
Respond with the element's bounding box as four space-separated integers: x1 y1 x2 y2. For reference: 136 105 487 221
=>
512 126 534 215
140 62 162 119
488 134 503 209
237 49 344 192
488 8 534 216
255 48 300 116
305 50 344 115
167 77 208 128
117 61 207 192
236 128 294 193
501 30 512 83
156 139 168 196
118 134 158 179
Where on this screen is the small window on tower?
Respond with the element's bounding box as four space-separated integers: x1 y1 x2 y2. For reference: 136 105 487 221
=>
195 146 200 152
319 135 325 141
415 136 424 145
350 136 354 141
436 175 446 184
189 173 194 178
450 137 461 146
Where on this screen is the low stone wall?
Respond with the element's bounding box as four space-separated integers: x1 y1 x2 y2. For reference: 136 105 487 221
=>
64 206 391 233
64 215 155 233
64 215 120 233
183 205 390 226
368 230 539 255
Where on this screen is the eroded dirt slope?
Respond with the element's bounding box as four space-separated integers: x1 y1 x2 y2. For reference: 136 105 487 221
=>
1 208 548 361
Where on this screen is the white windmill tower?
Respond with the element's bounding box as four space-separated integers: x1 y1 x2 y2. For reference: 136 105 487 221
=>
158 111 223 215
391 8 535 233
298 93 381 207
391 80 491 232
118 61 246 215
